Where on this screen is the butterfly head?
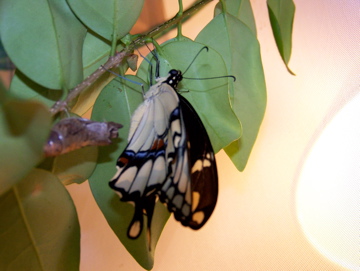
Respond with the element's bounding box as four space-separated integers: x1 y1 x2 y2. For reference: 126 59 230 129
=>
165 69 183 90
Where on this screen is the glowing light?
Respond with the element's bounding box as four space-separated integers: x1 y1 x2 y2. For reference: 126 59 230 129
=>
296 93 360 270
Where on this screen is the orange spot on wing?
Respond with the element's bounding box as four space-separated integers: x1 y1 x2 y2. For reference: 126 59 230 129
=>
151 138 165 150
118 157 129 165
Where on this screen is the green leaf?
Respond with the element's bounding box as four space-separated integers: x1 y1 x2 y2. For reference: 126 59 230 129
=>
67 0 145 41
215 0 257 35
82 31 112 78
52 146 98 185
137 40 242 153
0 169 80 271
9 71 63 108
0 98 52 195
90 76 168 269
267 0 295 73
0 0 87 89
196 12 267 171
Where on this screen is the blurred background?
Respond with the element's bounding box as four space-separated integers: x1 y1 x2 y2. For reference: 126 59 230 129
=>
2 0 358 270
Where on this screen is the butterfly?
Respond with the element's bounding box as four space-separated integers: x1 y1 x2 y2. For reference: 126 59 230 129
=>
109 55 218 240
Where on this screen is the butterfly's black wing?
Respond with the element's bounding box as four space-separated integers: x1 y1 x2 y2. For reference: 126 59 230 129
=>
160 94 218 229
180 95 218 229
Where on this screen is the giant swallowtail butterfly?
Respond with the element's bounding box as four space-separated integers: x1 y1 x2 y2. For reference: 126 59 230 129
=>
109 49 220 240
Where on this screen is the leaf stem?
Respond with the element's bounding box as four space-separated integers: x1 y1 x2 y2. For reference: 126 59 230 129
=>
50 0 213 115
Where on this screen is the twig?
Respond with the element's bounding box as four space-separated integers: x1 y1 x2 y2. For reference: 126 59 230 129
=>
49 51 128 114
50 0 213 115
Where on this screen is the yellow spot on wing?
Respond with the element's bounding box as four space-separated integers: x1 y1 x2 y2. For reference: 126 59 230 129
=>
192 211 205 224
191 159 203 173
192 191 200 212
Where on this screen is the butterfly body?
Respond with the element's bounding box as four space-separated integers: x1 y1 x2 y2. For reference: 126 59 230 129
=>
110 69 218 239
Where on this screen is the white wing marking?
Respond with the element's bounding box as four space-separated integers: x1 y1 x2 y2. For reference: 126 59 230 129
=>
153 98 167 136
148 155 167 187
128 104 154 152
113 166 137 192
177 156 189 193
129 160 153 195
127 102 147 140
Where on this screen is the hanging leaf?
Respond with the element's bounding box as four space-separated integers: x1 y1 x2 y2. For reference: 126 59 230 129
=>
0 169 80 270
52 146 98 185
267 0 295 73
0 97 52 195
67 0 145 41
0 0 87 90
215 0 257 35
196 11 266 171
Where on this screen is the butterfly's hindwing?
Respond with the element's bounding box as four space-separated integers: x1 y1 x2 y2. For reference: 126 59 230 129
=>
159 94 218 229
178 95 218 229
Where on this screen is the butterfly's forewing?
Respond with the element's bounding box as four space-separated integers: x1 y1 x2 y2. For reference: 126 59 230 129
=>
109 78 180 239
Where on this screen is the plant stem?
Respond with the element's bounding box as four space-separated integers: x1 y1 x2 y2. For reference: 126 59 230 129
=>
50 0 213 115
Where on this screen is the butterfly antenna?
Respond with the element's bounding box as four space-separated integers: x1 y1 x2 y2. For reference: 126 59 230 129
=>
135 45 154 86
182 46 209 75
183 75 236 82
182 46 236 82
144 43 160 79
136 43 159 85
